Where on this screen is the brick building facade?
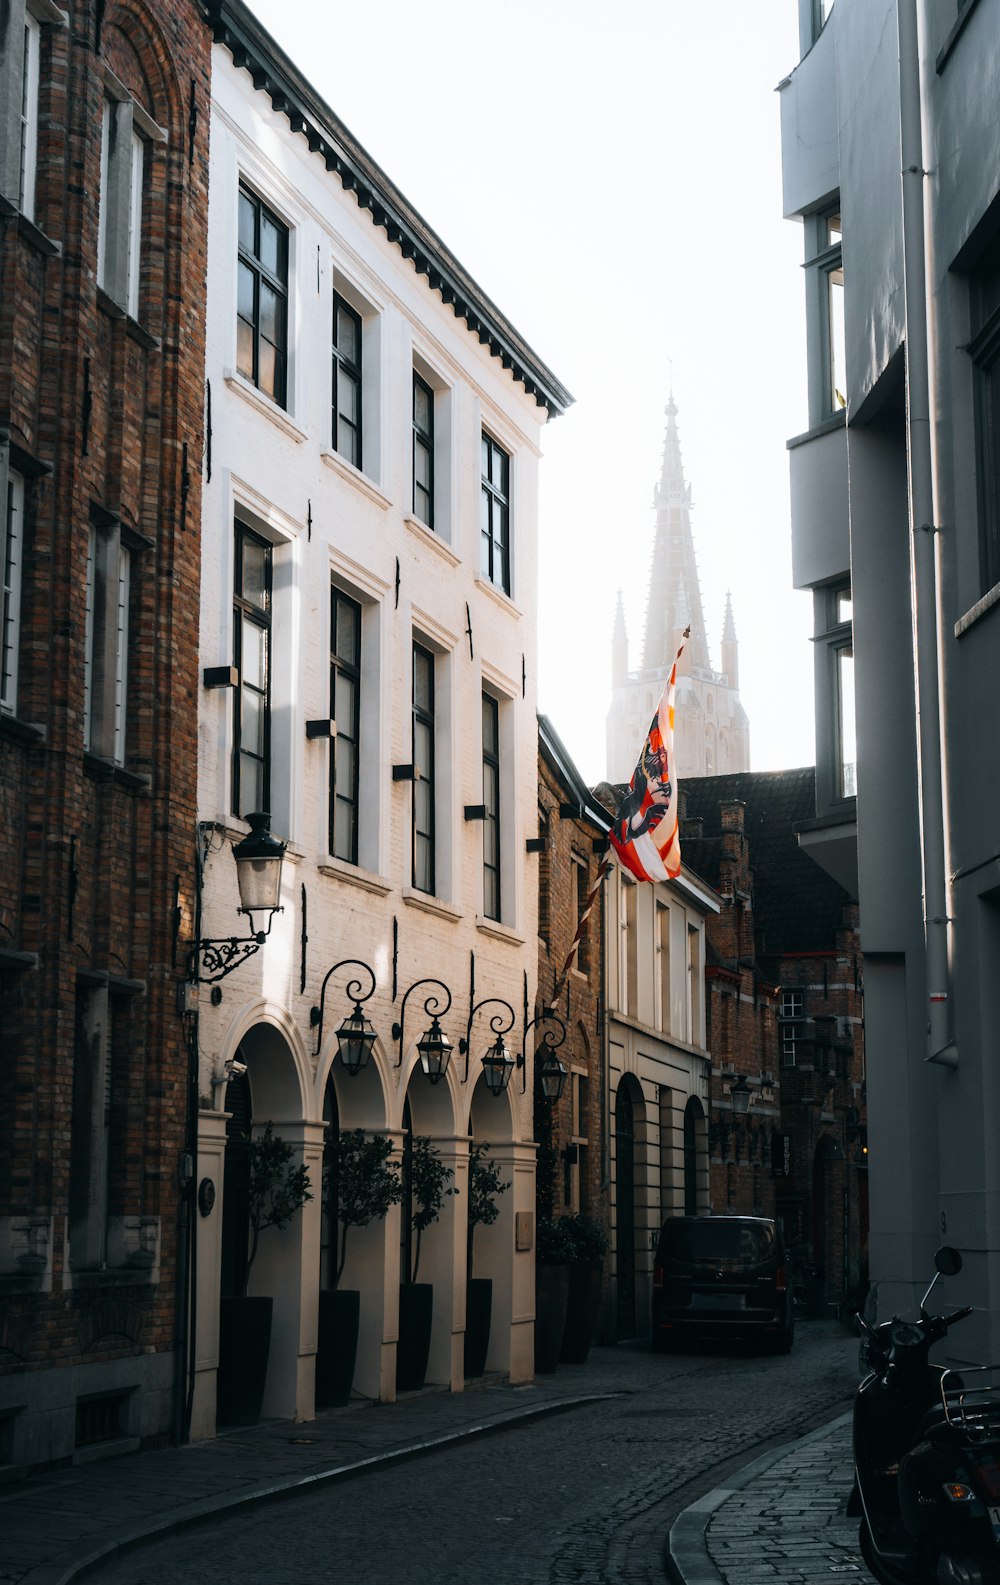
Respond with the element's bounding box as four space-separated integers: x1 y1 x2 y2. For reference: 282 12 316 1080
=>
682 770 866 1314
0 0 212 1467
535 716 608 1236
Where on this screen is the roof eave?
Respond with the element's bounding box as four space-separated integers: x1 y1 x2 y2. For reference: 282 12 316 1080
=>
204 0 573 419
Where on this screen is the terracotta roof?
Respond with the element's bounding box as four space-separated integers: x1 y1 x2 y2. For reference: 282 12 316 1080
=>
679 768 851 968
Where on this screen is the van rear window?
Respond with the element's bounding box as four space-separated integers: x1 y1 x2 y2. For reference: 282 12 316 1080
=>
660 1221 776 1266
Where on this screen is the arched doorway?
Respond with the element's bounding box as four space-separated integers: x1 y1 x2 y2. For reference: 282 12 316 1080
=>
615 1083 636 1338
683 1095 706 1216
220 1067 252 1304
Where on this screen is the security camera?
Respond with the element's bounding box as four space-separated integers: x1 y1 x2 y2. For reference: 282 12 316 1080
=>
227 1059 248 1077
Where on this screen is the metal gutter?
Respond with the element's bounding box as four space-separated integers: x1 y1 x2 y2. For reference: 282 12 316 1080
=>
897 0 957 1067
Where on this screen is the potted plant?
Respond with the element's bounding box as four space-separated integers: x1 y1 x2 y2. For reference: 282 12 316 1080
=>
217 1125 312 1427
317 1129 402 1408
559 1213 609 1364
465 1143 510 1378
397 1136 456 1392
533 1215 576 1374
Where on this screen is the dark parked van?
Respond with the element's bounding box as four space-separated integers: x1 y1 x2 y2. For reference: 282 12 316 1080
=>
651 1215 794 1353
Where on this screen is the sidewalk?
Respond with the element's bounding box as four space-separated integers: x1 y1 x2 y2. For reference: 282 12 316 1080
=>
667 1413 875 1584
0 1365 624 1585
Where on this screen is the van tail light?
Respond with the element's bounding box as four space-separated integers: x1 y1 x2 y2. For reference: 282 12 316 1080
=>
653 1263 664 1291
970 1456 1000 1501
776 1264 788 1293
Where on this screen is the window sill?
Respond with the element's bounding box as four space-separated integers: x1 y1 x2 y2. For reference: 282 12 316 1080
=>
317 858 392 896
937 0 981 72
223 371 308 444
786 410 847 450
956 579 1000 637
474 576 521 618
83 753 152 792
320 448 392 510
402 887 462 923
475 915 525 947
0 712 45 746
404 514 459 566
63 1266 157 1292
0 948 38 972
15 212 61 257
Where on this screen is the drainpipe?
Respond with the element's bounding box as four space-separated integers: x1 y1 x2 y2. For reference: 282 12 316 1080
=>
896 0 957 1067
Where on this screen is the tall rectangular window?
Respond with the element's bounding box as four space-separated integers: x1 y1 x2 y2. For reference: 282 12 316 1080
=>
332 292 362 468
83 517 130 765
19 12 40 222
573 852 591 976
237 183 289 408
482 693 501 921
481 433 510 594
98 95 146 318
970 233 1000 591
688 925 702 1044
233 523 271 817
412 371 434 527
622 876 638 1018
330 588 361 864
69 986 113 1270
655 899 670 1032
412 643 435 893
817 582 856 804
2 469 24 714
780 988 804 1067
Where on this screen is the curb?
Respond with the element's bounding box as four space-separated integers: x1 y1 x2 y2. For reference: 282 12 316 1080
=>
20 1391 621 1585
665 1411 854 1585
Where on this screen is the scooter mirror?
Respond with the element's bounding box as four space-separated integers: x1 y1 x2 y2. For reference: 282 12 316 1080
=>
935 1245 962 1277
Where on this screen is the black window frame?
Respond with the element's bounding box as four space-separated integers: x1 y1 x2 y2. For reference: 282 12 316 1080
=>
481 433 511 595
970 234 1000 592
332 291 363 470
412 642 435 894
232 521 272 818
412 370 434 528
237 182 289 409
329 586 361 864
482 692 501 921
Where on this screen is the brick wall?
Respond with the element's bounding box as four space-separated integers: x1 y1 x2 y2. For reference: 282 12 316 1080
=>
0 0 212 1464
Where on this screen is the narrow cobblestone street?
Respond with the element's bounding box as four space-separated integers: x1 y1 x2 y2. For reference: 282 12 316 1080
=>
77 1323 859 1585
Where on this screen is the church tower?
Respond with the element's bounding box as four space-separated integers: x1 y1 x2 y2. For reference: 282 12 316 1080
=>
605 397 750 782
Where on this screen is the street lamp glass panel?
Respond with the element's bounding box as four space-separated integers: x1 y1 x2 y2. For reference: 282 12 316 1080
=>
336 1006 377 1076
417 1017 452 1085
481 1037 515 1097
233 812 285 915
730 1078 752 1116
539 1053 568 1103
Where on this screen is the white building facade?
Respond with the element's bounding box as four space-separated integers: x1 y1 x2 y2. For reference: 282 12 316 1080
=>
189 1 570 1437
779 0 1000 1345
603 858 718 1338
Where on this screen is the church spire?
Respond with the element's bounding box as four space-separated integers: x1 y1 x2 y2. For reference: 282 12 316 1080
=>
641 397 711 675
611 589 628 688
721 589 739 690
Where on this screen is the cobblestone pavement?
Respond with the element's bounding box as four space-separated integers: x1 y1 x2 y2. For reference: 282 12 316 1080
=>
669 1413 876 1584
37 1320 861 1585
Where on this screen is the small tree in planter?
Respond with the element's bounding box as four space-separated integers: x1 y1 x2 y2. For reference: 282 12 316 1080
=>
558 1214 609 1365
318 1129 402 1408
465 1143 510 1378
218 1125 312 1427
397 1136 457 1391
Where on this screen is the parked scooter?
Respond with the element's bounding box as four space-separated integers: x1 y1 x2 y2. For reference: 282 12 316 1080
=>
851 1246 1000 1585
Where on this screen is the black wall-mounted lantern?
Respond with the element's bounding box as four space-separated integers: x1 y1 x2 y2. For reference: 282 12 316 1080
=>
460 997 516 1096
392 978 454 1085
190 813 286 984
310 958 378 1072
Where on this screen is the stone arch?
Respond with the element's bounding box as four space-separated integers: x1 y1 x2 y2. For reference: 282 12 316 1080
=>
683 1094 708 1215
612 1073 647 1339
465 1071 519 1376
398 1059 461 1389
215 1015 323 1425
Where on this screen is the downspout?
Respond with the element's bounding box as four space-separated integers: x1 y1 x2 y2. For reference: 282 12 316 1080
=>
896 0 957 1067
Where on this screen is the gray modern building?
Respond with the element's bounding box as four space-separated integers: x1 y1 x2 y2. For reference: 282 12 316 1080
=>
779 0 1000 1351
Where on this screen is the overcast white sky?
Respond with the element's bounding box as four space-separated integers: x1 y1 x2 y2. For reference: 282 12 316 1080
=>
245 0 813 785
